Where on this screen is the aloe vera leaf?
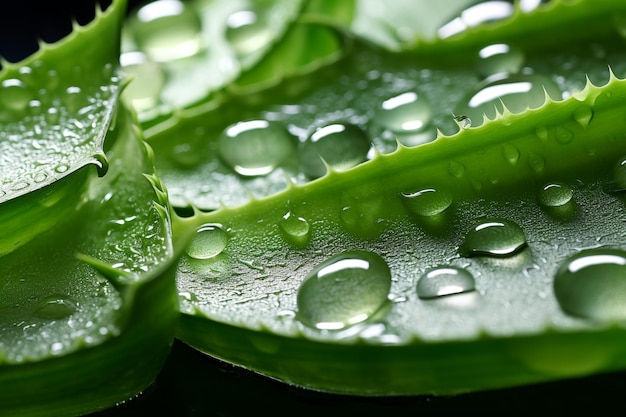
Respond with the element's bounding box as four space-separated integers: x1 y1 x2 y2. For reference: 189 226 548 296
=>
121 0 305 127
171 13 626 396
0 0 126 256
0 1 178 415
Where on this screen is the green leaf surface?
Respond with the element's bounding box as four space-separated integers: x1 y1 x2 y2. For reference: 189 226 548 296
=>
168 0 626 395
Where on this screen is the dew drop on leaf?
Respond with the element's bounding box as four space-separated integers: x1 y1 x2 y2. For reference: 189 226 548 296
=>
612 155 626 190
1 78 32 111
218 120 296 176
120 51 165 110
373 92 432 133
186 224 228 260
573 106 593 128
225 8 272 57
554 248 626 321
416 266 475 299
296 250 391 330
34 295 77 320
455 73 561 124
300 123 371 179
459 218 527 257
538 182 573 208
130 0 203 62
400 188 452 217
475 43 525 78
437 1 514 39
279 212 311 247
502 143 520 165
453 114 471 130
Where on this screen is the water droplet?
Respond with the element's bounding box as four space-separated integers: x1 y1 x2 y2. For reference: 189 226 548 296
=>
475 43 525 77
453 114 471 130
400 188 452 217
46 107 60 124
538 182 573 207
554 248 626 321
218 120 296 176
573 106 593 128
373 92 431 133
1 78 32 111
535 125 548 141
93 153 109 177
54 164 70 174
34 295 77 320
120 51 165 110
528 152 545 174
448 161 465 178
555 127 573 144
416 266 475 299
186 224 228 259
438 1 514 39
279 212 311 247
131 0 203 62
63 86 83 113
455 73 561 125
225 9 272 56
297 250 391 330
459 218 527 257
502 144 520 165
300 123 371 179
613 155 626 190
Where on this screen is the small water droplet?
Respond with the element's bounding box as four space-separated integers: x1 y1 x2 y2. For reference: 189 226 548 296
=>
475 43 525 77
555 127 573 144
279 212 311 247
438 1 514 39
218 120 296 176
11 181 30 191
416 266 476 299
300 123 371 179
63 86 83 113
34 295 77 320
502 143 520 165
448 161 465 178
459 218 527 257
186 224 228 259
453 114 471 130
374 91 432 133
573 106 593 128
296 250 391 330
54 164 70 174
613 155 626 190
538 182 573 207
528 152 545 174
120 51 165 110
535 125 548 141
455 73 561 125
131 0 203 62
400 188 452 217
1 78 32 111
46 107 60 124
225 8 272 56
554 248 626 321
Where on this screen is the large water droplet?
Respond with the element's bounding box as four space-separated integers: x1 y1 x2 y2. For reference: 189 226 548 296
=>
459 218 527 257
120 51 165 110
131 0 203 62
438 1 514 39
401 188 452 217
300 123 371 179
218 120 296 176
538 182 573 208
453 114 472 130
502 143 520 165
225 8 272 56
297 250 391 330
279 212 311 247
612 155 626 190
455 73 561 125
186 224 228 259
1 78 32 111
34 295 77 320
475 43 525 77
573 106 593 128
416 266 475 299
63 86 83 113
373 92 432 133
554 248 626 321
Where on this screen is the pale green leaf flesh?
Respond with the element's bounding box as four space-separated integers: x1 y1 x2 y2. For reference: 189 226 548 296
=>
159 0 626 395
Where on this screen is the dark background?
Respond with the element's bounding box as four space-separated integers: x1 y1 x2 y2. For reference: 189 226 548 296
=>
2 0 626 415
